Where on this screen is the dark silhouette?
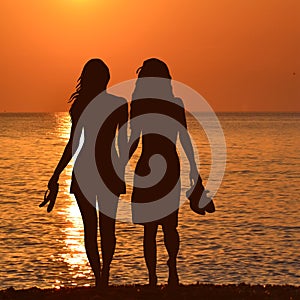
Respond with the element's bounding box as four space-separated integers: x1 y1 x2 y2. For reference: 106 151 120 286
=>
186 175 215 215
128 58 200 287
40 182 59 213
40 59 128 288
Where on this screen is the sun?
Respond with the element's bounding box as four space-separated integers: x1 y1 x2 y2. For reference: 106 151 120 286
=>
61 0 110 13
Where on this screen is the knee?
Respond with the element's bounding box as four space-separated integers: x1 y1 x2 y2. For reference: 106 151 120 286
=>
83 223 98 239
101 230 116 243
144 234 156 245
144 225 158 242
84 234 98 251
162 225 178 236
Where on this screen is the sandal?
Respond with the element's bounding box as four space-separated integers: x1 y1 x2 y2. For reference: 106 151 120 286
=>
39 183 59 212
186 175 215 215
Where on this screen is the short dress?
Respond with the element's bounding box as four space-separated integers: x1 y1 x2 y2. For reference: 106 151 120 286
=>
130 97 187 226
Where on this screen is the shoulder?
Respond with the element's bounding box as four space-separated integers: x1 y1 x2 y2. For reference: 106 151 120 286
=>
107 93 127 105
173 97 184 108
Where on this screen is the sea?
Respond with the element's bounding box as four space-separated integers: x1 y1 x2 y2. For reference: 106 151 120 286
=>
0 112 299 289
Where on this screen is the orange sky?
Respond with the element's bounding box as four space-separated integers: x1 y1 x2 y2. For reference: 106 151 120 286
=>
1 0 299 112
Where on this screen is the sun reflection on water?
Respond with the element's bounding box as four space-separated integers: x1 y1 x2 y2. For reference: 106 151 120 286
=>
53 113 93 287
55 112 71 141
59 167 94 286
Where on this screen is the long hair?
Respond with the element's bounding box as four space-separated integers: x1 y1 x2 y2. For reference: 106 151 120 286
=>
132 58 174 100
69 59 110 123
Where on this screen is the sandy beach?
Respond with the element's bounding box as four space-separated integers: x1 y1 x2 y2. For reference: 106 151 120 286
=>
0 284 299 300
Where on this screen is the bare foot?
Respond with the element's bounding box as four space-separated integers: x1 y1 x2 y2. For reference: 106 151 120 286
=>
149 274 158 288
100 268 109 288
167 259 179 287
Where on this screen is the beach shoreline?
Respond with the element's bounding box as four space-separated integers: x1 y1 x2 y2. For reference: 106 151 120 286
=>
1 283 299 300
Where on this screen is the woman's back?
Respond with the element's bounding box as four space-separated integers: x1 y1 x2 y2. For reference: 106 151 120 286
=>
130 97 186 152
72 92 127 197
130 96 186 211
75 92 126 149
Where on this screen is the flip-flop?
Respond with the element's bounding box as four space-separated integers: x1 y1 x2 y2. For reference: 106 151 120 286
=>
186 175 215 215
39 183 59 213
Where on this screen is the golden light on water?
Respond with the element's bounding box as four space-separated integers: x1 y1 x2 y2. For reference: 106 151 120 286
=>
61 203 85 265
42 112 300 288
62 166 92 280
52 113 93 287
54 183 93 287
56 113 71 141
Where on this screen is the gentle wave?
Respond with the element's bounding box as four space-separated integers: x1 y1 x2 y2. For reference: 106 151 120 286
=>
0 112 299 289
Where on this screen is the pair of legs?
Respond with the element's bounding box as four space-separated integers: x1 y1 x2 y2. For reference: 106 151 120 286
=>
143 222 180 287
74 191 116 287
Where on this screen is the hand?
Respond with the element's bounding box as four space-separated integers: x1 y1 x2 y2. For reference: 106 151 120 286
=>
40 173 59 212
48 173 59 190
39 181 59 212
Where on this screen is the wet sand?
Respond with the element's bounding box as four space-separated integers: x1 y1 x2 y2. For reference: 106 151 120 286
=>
1 284 299 300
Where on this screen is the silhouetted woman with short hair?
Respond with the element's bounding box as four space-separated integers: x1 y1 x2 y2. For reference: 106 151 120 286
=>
43 59 128 287
128 58 198 287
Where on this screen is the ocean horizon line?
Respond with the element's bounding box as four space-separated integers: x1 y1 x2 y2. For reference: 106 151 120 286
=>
1 111 300 114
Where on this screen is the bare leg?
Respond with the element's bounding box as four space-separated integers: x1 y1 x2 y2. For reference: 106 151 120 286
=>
143 223 158 287
99 212 116 287
162 225 180 286
74 192 101 287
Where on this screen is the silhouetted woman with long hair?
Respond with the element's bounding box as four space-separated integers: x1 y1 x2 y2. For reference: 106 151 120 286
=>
128 58 198 287
46 59 128 287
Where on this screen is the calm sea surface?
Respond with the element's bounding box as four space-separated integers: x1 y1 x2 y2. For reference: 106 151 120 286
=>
0 112 299 289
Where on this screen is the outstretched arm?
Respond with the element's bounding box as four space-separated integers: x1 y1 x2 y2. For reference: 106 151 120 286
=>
127 101 141 161
48 122 76 188
118 102 129 166
178 108 198 186
128 126 141 161
179 127 198 185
